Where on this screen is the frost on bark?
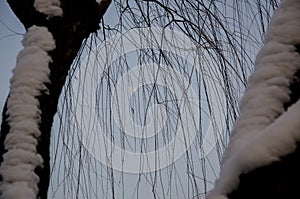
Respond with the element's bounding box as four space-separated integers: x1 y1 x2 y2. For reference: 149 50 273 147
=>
0 25 57 199
0 0 111 198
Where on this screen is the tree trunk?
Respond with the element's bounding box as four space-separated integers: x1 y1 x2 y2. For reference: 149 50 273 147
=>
0 0 111 198
227 44 300 199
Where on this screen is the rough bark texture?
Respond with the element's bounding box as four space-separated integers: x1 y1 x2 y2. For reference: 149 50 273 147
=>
228 44 300 199
0 0 111 198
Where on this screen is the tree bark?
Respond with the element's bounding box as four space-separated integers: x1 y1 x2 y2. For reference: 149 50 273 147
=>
0 0 111 198
227 44 300 199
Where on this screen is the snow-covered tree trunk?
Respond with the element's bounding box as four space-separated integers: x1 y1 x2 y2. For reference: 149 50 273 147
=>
209 0 300 198
0 0 111 198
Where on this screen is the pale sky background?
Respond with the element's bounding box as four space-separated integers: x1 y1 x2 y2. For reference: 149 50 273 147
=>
0 0 24 118
1 2 291 198
0 1 262 198
0 3 220 198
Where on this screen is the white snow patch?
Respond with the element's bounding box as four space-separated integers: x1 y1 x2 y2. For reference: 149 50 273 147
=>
0 182 36 199
34 0 63 18
0 25 56 198
208 0 300 198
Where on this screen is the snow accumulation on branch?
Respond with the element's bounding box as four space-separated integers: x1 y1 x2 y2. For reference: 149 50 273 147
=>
0 26 56 199
34 0 63 18
208 0 300 198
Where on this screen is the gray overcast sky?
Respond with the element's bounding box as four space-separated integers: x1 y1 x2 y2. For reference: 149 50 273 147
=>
0 2 225 198
0 1 24 118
